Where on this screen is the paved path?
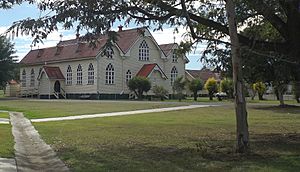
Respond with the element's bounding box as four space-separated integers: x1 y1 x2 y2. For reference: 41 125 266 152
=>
0 158 17 172
0 118 9 124
31 104 216 122
10 112 69 172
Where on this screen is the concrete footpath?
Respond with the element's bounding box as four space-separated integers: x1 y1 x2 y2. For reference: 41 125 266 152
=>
31 104 216 122
10 112 69 172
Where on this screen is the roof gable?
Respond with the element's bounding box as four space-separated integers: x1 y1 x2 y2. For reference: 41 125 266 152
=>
38 66 65 80
136 63 167 79
185 69 220 82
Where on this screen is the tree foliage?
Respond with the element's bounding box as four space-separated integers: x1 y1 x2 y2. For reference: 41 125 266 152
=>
204 77 218 100
172 76 186 102
128 76 151 100
188 79 203 101
152 85 168 101
0 36 17 88
252 82 266 100
220 78 234 99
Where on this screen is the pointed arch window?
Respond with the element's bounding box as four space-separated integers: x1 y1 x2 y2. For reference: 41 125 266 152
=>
105 63 114 84
171 66 178 86
21 69 26 87
77 64 83 85
139 40 149 61
125 70 132 83
30 68 35 87
172 51 178 63
106 47 114 59
66 65 72 85
88 63 94 85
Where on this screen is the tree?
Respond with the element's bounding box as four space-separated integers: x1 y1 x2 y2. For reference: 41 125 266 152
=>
220 78 234 99
252 82 266 100
188 79 203 101
293 81 300 103
128 76 151 100
152 85 168 101
204 77 218 100
6 0 299 153
0 36 17 89
173 76 186 102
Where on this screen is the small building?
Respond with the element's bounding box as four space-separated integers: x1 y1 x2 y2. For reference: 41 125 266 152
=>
5 80 20 97
185 69 221 96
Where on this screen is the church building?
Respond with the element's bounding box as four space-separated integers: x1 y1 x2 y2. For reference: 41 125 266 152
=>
19 27 188 99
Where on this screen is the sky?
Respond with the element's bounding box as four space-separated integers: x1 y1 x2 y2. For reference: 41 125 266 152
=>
0 3 205 70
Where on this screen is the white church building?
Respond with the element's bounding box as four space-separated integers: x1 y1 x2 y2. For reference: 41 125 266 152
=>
19 27 188 99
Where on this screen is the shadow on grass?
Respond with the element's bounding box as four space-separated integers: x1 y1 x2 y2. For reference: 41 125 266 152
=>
252 105 300 114
54 133 300 172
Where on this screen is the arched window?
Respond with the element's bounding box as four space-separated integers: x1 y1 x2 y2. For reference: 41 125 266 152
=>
172 52 178 63
126 70 132 83
106 47 114 59
21 69 26 87
139 40 149 61
170 66 178 85
88 63 94 85
66 65 72 85
105 63 114 84
30 69 35 87
77 64 83 85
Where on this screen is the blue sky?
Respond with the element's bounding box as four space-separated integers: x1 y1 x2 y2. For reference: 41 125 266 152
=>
0 3 204 70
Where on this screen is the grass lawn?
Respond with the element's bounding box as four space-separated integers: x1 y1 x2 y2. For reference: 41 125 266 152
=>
0 124 14 158
34 105 300 172
0 112 8 118
0 90 4 98
0 99 186 119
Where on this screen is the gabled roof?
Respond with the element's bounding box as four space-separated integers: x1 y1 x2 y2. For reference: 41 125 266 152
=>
136 63 167 79
185 69 220 82
159 43 176 56
7 80 18 85
20 27 151 65
38 66 65 80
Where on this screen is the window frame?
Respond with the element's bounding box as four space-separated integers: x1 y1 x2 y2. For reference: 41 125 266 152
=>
30 68 35 87
170 66 178 86
105 63 115 85
76 64 83 85
138 40 149 61
87 63 95 85
66 65 72 86
21 69 26 87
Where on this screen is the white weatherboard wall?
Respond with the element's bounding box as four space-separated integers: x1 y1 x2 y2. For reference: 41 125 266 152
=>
20 29 187 98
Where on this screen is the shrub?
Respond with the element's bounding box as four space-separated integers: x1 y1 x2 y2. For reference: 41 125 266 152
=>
188 79 203 101
128 76 151 100
204 77 218 100
252 82 266 100
152 85 168 101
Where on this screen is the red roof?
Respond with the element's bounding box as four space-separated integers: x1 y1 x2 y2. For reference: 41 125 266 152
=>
8 80 18 85
159 43 176 55
43 66 65 80
20 27 147 65
136 64 157 77
136 63 167 79
186 69 220 82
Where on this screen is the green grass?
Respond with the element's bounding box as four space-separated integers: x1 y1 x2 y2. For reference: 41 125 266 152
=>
0 100 186 119
0 124 14 158
0 112 8 118
0 90 4 98
34 105 300 172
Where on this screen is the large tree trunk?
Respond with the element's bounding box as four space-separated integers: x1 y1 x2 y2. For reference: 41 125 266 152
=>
226 0 250 153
